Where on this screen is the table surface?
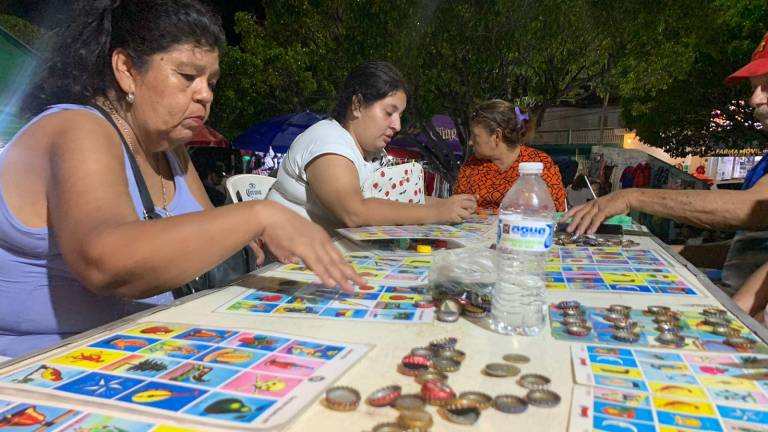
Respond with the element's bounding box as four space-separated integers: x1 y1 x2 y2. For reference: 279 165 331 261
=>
2 233 766 432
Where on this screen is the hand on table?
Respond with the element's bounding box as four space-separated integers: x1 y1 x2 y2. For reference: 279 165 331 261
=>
260 204 364 292
563 190 632 235
433 194 477 224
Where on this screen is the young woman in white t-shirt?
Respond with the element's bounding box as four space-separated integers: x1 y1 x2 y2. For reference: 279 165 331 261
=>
268 62 476 230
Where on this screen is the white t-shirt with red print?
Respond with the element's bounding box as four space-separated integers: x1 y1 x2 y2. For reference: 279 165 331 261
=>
268 119 379 231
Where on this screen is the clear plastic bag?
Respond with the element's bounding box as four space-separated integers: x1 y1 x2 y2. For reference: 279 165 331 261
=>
428 246 497 310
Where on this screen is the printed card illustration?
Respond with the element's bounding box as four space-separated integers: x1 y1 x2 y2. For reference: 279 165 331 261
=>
569 344 768 432
0 322 370 430
217 277 434 323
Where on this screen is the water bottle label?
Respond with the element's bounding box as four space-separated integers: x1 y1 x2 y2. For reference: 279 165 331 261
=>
497 216 554 252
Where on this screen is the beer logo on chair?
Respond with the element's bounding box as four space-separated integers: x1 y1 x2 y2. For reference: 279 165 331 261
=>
246 183 263 198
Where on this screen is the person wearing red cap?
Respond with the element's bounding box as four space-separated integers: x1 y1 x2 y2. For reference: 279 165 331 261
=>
563 32 768 325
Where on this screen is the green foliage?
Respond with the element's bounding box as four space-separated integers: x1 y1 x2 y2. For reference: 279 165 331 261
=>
208 0 768 159
612 0 768 157
209 0 618 142
0 14 42 46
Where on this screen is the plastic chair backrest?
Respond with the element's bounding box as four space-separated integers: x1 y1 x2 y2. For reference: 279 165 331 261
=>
225 174 277 202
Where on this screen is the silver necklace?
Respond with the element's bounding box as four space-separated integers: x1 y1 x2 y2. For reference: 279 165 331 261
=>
100 99 171 215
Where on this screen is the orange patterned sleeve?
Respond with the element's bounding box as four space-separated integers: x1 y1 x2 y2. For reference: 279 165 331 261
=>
454 165 473 195
541 157 566 211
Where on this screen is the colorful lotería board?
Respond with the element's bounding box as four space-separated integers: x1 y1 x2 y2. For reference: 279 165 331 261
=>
569 344 768 432
337 224 483 243
549 304 768 353
0 396 203 432
217 277 433 323
548 247 669 267
0 322 368 431
264 252 432 285
544 265 699 296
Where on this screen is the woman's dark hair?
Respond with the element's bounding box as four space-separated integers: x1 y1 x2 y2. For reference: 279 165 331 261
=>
23 0 226 115
332 61 410 124
571 174 589 191
470 99 536 146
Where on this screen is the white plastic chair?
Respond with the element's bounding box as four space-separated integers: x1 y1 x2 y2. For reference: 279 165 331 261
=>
225 174 277 202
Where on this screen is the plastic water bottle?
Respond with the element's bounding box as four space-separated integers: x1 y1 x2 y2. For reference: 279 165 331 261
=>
491 162 555 336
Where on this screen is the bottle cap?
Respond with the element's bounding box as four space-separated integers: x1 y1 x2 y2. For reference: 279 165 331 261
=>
372 423 405 432
655 332 686 347
432 357 461 373
646 305 671 315
611 329 640 343
565 325 591 337
396 409 433 430
517 373 551 390
502 353 530 364
398 355 432 376
415 370 448 385
519 162 543 174
366 385 402 407
421 380 456 405
493 395 528 414
416 244 432 254
437 399 481 425
429 336 458 351
323 386 361 411
458 391 494 410
482 363 520 377
435 348 466 363
392 394 426 411
525 389 561 408
725 336 757 349
410 347 434 358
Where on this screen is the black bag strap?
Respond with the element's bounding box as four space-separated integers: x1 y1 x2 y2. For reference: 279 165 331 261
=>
91 104 162 220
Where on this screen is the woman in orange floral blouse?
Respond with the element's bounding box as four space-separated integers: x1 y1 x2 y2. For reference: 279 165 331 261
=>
454 100 566 211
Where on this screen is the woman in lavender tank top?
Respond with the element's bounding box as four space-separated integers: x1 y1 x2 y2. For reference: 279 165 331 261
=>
0 0 362 358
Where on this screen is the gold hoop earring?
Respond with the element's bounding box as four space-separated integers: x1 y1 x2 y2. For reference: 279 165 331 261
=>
126 93 135 104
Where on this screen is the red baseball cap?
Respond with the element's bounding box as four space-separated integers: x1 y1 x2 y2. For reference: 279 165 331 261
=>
725 32 768 85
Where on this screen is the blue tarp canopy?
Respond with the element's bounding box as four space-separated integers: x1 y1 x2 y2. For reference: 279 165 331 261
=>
232 111 323 153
